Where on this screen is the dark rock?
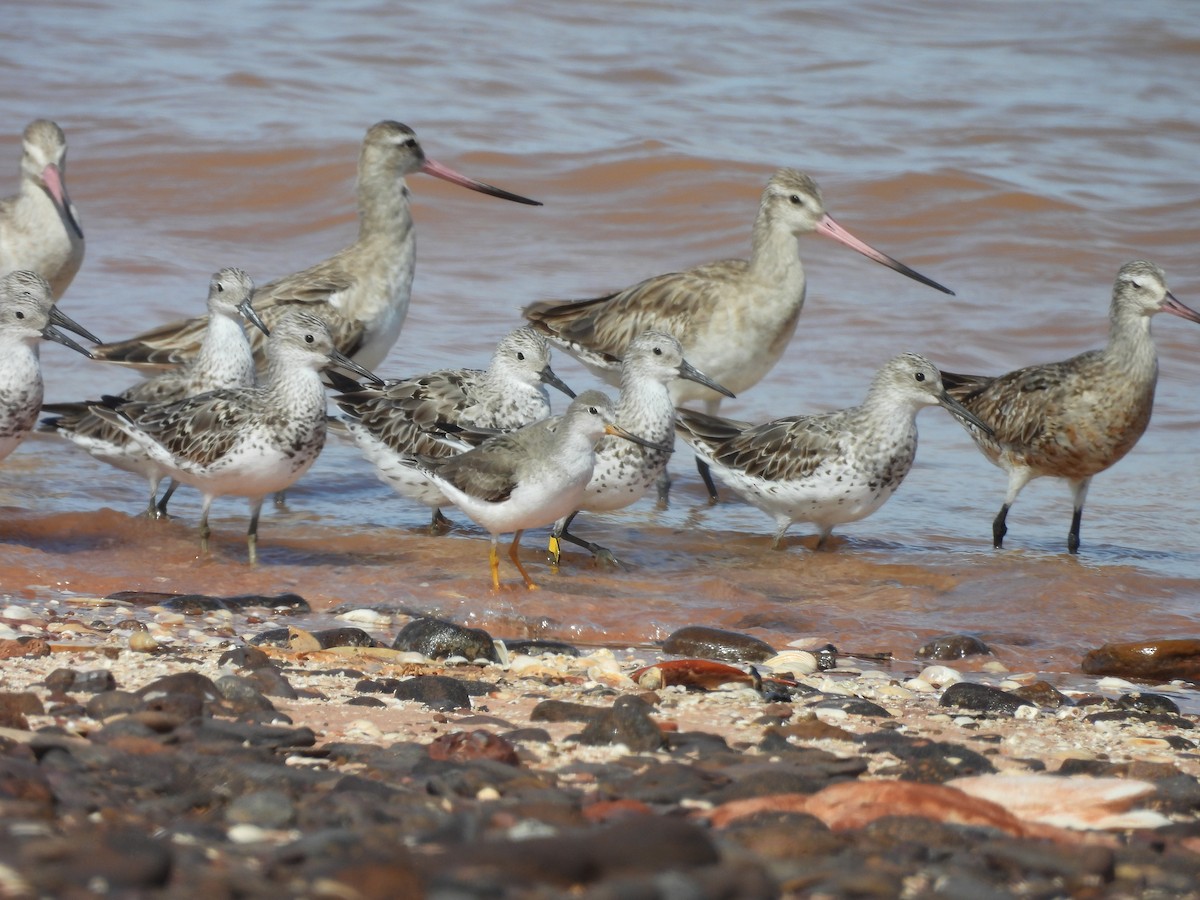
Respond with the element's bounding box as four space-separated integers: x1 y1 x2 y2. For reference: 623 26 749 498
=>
312 627 381 649
577 696 664 751
504 727 553 744
662 625 776 663
159 594 229 614
392 617 498 661
44 668 78 692
939 682 1032 715
20 829 172 892
243 667 298 700
393 675 472 710
346 696 387 708
137 671 223 704
1150 774 1200 815
916 633 991 660
70 669 117 693
530 699 607 724
809 696 892 718
502 638 581 657
356 677 401 694
224 593 311 612
226 789 297 828
248 627 292 647
604 760 728 803
180 718 316 749
1085 709 1194 730
1117 692 1181 715
721 811 845 860
217 645 273 669
1081 639 1200 682
1011 680 1071 708
858 732 995 782
214 675 276 713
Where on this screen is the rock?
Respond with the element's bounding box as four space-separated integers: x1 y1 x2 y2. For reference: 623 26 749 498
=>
85 690 142 720
428 730 521 766
1011 681 1071 708
391 617 498 662
0 691 43 729
1081 639 1200 682
218 646 274 670
393 675 472 710
214 675 276 713
662 625 776 663
503 639 580 657
530 700 608 724
577 696 664 751
809 696 893 718
1117 692 1181 715
917 634 991 660
940 682 1032 716
225 789 296 828
311 627 381 649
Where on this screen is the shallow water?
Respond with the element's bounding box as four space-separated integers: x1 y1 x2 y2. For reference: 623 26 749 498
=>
2 0 1199 674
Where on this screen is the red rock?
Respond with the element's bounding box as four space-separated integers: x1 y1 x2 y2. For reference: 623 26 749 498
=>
427 729 520 766
1081 639 1200 681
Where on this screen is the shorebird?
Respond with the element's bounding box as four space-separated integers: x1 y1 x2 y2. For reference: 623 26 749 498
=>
941 260 1200 554
87 120 540 373
0 120 85 301
42 268 268 517
675 353 992 549
0 271 94 464
417 390 668 591
546 330 733 566
89 310 382 564
524 168 952 498
331 326 575 533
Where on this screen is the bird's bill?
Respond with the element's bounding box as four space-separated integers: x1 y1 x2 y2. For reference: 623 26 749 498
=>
815 214 954 296
40 164 84 239
678 359 736 399
419 158 542 206
41 323 93 358
327 349 384 386
604 422 674 453
938 391 994 437
1162 290 1200 324
540 365 576 399
49 304 101 344
238 298 271 336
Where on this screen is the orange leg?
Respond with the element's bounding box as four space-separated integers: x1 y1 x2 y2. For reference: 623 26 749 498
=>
489 537 502 592
508 530 539 591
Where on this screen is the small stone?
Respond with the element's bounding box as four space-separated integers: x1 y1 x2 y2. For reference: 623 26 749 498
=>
502 639 581 657
225 789 296 828
128 631 159 653
0 691 43 729
1012 681 1071 708
940 682 1032 716
428 730 521 766
312 627 380 649
392 618 498 662
662 625 776 663
916 633 991 660
1082 639 1200 681
1117 692 1180 715
917 665 963 688
393 675 472 710
577 695 664 751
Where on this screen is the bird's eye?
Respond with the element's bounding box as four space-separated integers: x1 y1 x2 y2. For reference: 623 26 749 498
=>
914 372 926 382
402 138 417 149
216 283 224 293
789 194 803 205
653 347 663 356
589 406 599 415
305 334 314 344
14 310 24 320
516 352 525 361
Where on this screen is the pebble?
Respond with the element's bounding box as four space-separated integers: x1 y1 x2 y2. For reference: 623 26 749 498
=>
392 617 498 662
661 625 776 663
916 633 991 660
940 682 1033 716
1082 639 1200 682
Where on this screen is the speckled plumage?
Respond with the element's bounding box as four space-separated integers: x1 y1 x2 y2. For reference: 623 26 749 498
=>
525 169 952 415
0 120 85 301
0 271 93 463
942 260 1200 553
89 310 380 563
548 330 732 564
42 268 266 516
88 121 540 374
417 390 657 590
676 353 990 549
332 326 573 531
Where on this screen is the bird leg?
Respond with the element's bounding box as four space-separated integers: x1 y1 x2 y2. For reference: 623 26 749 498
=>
551 512 622 568
199 497 213 554
696 457 720 504
489 537 503 592
247 497 264 566
508 530 539 590
155 479 179 519
1067 478 1090 555
992 504 1009 548
429 507 453 536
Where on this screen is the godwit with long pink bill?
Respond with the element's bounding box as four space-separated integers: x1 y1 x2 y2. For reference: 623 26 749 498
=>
0 120 85 301
941 260 1200 554
523 168 952 498
88 121 540 373
675 353 991 550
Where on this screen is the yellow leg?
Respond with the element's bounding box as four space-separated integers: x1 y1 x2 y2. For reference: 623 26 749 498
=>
489 538 502 592
508 530 539 591
547 533 562 566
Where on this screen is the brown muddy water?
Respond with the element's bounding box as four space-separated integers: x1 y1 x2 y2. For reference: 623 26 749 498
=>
1 1 1198 677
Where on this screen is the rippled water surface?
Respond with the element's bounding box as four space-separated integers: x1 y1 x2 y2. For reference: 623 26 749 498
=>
2 1 1198 673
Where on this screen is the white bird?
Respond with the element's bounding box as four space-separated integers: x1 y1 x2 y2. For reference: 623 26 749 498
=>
89 310 381 563
42 268 268 517
676 353 991 549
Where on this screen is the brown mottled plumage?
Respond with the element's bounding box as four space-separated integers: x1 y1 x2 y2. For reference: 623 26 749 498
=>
942 260 1200 554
